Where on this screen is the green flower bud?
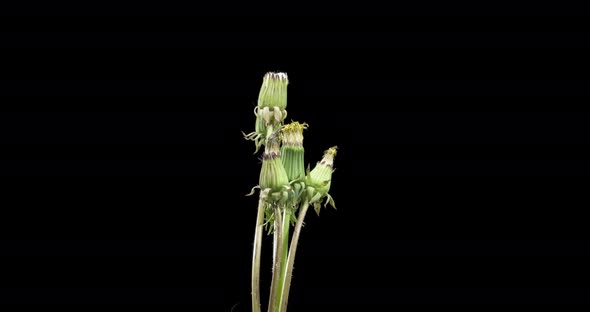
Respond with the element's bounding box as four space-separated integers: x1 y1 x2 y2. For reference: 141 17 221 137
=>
259 132 290 192
309 146 337 193
281 121 308 181
258 72 288 110
305 146 338 215
244 72 289 153
256 73 288 134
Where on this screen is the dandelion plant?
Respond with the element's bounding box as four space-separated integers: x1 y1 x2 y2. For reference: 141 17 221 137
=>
244 72 338 312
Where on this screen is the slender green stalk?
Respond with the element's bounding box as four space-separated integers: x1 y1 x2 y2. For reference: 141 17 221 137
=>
251 198 265 312
279 200 310 312
266 124 274 140
272 215 278 267
276 208 291 311
268 206 284 312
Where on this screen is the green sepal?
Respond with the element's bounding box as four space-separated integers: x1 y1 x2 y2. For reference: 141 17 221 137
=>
264 208 275 235
246 185 260 196
313 202 321 216
324 193 336 209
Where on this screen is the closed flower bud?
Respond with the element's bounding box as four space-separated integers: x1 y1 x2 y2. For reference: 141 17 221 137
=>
281 121 308 181
305 146 338 215
309 146 337 193
258 72 288 110
244 72 289 153
259 132 290 193
256 73 288 132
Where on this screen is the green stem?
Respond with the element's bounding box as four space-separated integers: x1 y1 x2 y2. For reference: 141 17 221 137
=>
279 200 310 312
268 206 284 312
251 198 265 312
266 124 274 140
276 208 291 311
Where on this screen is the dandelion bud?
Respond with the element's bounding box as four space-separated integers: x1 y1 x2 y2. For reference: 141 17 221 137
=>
309 146 337 193
257 72 288 130
258 72 288 110
305 146 338 215
281 121 308 181
259 132 290 192
244 72 289 153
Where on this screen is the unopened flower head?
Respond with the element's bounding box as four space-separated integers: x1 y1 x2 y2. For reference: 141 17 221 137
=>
258 72 288 110
281 121 308 181
256 72 288 130
259 132 290 194
244 72 289 153
305 146 338 215
309 146 337 193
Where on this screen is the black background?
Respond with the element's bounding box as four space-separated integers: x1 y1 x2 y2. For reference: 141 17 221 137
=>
1 8 590 308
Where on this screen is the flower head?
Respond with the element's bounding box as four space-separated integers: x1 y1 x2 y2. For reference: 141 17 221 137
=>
244 72 289 153
256 72 289 131
309 146 337 193
281 121 308 181
305 146 338 215
260 132 289 191
256 131 292 206
258 72 288 110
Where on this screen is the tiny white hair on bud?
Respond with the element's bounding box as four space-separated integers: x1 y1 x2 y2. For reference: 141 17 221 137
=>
275 72 288 80
265 72 289 83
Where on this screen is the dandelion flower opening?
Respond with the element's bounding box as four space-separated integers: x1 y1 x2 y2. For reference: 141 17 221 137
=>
320 146 337 167
281 121 308 147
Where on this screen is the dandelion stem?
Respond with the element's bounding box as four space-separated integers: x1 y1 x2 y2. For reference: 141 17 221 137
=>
251 197 265 312
279 200 310 312
276 208 291 311
268 206 284 312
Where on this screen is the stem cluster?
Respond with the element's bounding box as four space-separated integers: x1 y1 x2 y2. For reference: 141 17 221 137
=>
246 72 337 312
